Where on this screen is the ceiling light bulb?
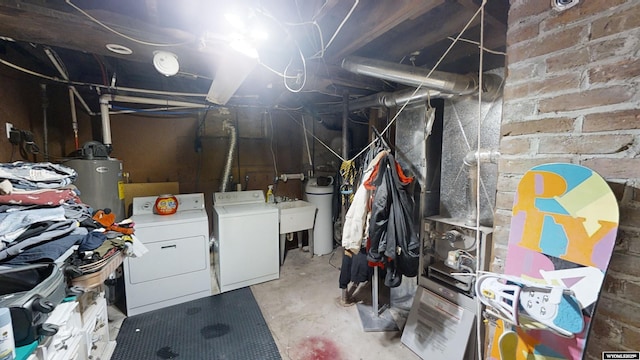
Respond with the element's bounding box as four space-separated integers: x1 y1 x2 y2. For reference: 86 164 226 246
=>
224 13 245 31
250 29 268 41
230 39 258 59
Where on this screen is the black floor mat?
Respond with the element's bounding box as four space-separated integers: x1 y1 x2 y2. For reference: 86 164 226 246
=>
111 287 281 360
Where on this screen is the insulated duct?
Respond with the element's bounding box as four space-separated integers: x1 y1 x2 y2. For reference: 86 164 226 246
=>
342 56 479 95
220 120 237 192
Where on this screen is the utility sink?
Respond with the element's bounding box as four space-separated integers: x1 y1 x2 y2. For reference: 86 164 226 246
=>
276 200 317 234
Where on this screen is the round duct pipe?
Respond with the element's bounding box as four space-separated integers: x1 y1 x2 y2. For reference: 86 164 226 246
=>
342 56 479 95
324 56 503 114
323 88 452 114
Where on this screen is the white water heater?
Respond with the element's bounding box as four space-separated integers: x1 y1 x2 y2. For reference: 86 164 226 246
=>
304 178 334 256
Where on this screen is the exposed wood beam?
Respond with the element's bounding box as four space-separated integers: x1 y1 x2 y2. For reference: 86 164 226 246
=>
326 0 444 62
0 2 207 73
310 0 342 21
144 0 160 26
418 24 506 69
376 4 479 63
457 0 507 33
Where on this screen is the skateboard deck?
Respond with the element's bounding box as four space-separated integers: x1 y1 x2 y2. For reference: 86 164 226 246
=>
480 163 618 360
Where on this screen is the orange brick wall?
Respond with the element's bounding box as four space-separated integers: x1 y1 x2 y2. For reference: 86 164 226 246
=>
498 0 640 355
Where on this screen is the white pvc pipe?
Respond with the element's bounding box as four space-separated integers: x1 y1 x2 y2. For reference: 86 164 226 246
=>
110 106 198 115
70 86 93 115
109 95 208 108
99 95 112 147
279 173 305 182
44 47 93 115
463 149 500 226
463 149 500 166
99 94 211 150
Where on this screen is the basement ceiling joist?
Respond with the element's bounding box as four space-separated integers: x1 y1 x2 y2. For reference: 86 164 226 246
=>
0 0 509 111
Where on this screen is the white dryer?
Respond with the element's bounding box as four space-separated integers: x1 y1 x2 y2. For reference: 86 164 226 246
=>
124 193 211 316
213 190 279 293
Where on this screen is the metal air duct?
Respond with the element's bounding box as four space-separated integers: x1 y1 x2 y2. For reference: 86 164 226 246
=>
342 56 479 95
323 87 453 114
326 56 502 114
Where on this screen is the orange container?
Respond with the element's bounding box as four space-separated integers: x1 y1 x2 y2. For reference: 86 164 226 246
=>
154 194 178 215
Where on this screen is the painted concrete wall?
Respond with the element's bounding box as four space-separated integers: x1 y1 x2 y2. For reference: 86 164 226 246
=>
0 65 342 221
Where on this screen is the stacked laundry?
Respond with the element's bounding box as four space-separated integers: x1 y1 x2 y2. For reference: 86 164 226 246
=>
0 161 135 269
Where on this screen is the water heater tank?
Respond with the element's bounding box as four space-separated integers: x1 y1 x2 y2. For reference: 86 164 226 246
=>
65 157 125 221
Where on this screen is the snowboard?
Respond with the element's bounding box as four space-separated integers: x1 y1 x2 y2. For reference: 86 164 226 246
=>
477 163 618 360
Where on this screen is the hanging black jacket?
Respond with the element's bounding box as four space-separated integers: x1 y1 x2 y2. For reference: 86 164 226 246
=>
365 153 419 287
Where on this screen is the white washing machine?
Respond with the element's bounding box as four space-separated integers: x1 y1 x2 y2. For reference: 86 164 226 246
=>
212 190 279 293
124 193 211 316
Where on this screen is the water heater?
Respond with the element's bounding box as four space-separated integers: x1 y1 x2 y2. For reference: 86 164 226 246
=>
65 142 125 221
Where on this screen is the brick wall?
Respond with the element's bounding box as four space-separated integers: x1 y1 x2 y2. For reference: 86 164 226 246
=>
497 0 640 356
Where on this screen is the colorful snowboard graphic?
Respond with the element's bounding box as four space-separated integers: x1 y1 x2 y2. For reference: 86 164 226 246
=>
481 163 618 360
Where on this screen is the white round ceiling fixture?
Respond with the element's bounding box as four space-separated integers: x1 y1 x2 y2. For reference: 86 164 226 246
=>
153 51 179 77
105 43 133 55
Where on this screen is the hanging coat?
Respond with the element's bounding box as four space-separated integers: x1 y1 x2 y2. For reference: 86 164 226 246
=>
365 153 419 287
341 150 388 253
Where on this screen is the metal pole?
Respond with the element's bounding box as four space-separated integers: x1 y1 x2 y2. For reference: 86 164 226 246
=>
341 90 349 253
372 266 379 313
342 90 349 158
41 84 49 161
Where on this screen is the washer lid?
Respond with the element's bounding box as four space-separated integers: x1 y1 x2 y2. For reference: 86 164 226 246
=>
132 209 208 226
214 203 278 216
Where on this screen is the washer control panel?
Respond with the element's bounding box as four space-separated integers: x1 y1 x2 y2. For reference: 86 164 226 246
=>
213 190 265 206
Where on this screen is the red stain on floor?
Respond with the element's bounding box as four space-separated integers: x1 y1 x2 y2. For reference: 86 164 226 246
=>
290 336 344 360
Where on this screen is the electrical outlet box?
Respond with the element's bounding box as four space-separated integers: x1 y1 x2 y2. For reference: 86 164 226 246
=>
5 123 13 139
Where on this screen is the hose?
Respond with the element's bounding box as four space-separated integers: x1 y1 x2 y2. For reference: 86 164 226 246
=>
220 120 237 192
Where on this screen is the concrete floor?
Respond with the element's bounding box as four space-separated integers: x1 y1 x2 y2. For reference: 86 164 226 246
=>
108 246 421 360
252 247 421 360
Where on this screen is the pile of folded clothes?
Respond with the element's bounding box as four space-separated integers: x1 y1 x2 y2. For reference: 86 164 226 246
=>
0 161 134 269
